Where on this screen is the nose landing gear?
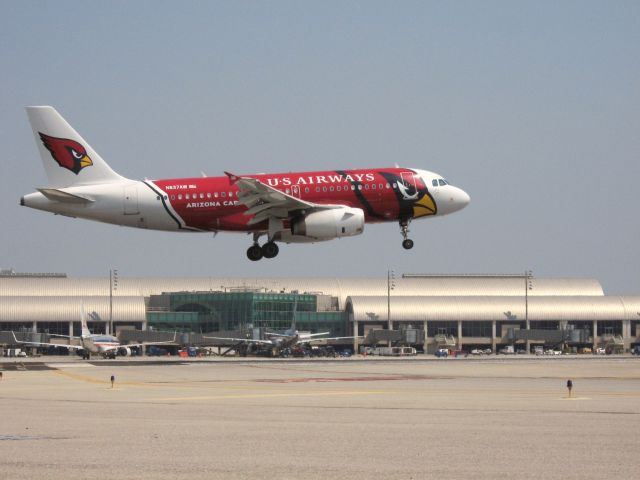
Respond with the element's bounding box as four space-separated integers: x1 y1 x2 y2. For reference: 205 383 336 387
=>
400 219 414 250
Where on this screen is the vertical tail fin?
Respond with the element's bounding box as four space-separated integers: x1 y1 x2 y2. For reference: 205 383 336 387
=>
26 106 125 188
80 304 91 338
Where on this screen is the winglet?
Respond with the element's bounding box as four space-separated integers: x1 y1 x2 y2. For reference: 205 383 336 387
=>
224 171 240 185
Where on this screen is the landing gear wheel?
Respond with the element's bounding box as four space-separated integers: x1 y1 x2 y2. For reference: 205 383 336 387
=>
246 244 263 261
399 218 414 250
262 241 279 259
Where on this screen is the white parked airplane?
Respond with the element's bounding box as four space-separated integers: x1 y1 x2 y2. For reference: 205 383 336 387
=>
13 309 176 359
203 329 359 352
204 301 361 354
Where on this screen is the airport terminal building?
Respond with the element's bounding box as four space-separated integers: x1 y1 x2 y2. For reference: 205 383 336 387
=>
1 270 639 353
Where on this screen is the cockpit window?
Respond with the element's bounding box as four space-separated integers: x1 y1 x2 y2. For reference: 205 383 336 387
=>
438 179 448 186
432 179 438 187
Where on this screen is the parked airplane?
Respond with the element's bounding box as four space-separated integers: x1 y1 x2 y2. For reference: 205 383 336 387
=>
204 300 361 353
203 329 360 354
12 308 176 359
21 106 470 260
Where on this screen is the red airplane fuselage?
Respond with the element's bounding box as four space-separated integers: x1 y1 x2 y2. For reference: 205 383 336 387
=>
152 167 437 232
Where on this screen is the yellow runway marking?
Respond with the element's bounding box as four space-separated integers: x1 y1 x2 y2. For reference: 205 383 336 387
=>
53 370 108 385
52 370 314 391
53 370 164 388
156 390 388 402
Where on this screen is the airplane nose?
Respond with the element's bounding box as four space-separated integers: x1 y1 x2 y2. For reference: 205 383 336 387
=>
458 189 470 209
439 187 470 214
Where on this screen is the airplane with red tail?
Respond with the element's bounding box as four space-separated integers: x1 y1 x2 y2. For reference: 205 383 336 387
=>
21 106 470 260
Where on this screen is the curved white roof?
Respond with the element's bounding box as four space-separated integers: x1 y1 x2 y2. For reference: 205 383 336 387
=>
0 275 604 309
0 296 146 323
0 275 633 325
347 296 640 322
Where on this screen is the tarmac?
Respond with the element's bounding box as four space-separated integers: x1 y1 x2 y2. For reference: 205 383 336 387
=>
1 356 639 479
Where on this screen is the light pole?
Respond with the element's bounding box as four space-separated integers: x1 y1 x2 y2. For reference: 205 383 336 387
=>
109 269 118 335
387 270 395 344
524 269 533 352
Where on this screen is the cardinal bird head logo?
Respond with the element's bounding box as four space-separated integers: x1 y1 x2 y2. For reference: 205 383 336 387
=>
38 132 93 174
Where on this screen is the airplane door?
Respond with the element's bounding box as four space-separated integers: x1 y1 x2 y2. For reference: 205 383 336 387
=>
290 185 301 199
123 185 139 215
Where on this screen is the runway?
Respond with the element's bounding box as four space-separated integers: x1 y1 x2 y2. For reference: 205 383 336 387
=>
1 357 639 479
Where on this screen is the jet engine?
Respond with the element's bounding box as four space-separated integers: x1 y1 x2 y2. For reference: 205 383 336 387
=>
117 346 132 357
291 207 365 240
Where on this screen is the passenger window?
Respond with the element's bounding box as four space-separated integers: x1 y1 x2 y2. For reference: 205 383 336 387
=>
358 185 362 190
186 194 190 199
221 192 226 198
171 195 175 200
386 183 390 189
200 193 204 199
178 194 182 200
322 186 327 192
330 186 334 192
336 186 341 191
364 184 369 189
214 192 218 198
305 187 310 193
316 187 320 192
207 193 211 198
372 184 376 190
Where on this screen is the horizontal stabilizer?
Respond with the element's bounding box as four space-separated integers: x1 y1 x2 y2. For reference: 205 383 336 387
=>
37 188 93 204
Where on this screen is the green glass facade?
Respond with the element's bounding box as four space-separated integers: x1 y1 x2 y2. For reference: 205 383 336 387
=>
146 311 201 332
147 292 346 335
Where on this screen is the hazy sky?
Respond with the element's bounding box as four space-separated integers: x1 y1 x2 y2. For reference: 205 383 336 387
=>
1 1 639 294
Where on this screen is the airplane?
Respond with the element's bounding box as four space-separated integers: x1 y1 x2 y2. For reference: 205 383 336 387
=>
203 329 361 355
12 308 176 359
21 106 470 261
203 300 361 354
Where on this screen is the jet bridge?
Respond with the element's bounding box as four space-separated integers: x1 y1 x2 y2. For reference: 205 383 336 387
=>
507 328 590 346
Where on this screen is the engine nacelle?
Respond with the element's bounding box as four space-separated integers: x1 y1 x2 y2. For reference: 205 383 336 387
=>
117 346 132 357
291 207 365 240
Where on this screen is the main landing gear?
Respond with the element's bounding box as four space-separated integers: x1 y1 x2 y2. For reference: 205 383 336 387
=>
400 219 414 250
246 233 280 261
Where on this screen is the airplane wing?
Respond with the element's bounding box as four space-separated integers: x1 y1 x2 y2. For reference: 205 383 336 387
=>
112 334 179 352
265 332 329 339
201 335 274 345
12 333 84 350
303 332 332 338
225 172 342 226
301 336 364 345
